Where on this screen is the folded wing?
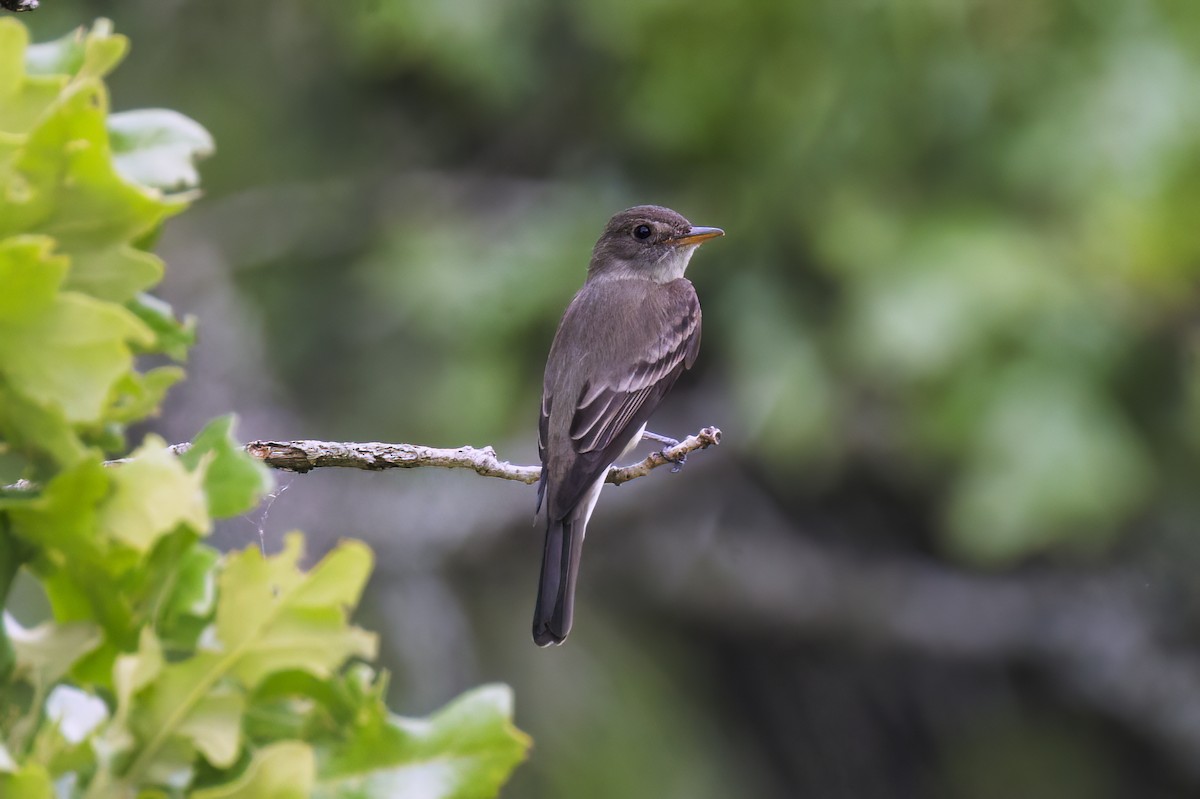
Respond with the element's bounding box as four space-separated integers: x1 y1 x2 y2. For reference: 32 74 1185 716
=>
539 279 701 519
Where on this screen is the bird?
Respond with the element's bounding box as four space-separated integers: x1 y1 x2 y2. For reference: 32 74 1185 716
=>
533 205 723 646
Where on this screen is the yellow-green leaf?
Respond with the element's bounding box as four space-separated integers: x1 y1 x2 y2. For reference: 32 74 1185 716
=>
97 435 209 550
5 616 100 688
0 235 66 321
192 742 314 799
0 20 64 136
316 684 531 799
181 416 273 519
0 291 153 423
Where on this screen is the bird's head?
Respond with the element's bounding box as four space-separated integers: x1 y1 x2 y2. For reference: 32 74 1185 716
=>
588 205 723 283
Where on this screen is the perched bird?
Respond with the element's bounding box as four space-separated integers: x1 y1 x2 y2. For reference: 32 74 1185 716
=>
533 205 723 646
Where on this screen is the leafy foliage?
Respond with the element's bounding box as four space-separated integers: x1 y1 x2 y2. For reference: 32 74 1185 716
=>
0 18 528 798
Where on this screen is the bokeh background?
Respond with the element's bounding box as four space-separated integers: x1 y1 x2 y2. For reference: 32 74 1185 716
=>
25 1 1200 796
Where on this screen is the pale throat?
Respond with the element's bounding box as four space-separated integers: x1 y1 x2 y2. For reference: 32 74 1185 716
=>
588 245 699 284
643 245 698 283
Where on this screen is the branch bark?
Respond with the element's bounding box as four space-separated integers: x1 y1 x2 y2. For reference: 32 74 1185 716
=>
237 426 722 484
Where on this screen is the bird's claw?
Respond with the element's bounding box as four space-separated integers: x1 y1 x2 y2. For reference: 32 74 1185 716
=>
663 447 687 473
641 429 685 472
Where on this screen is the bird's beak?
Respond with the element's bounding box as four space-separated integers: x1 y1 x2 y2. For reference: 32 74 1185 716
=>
668 226 724 247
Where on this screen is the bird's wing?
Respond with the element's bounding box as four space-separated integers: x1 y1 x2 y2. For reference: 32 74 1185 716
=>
540 280 700 517
569 292 701 454
535 392 551 515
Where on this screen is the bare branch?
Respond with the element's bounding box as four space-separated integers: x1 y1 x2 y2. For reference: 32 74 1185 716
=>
242 426 722 484
243 440 542 483
2 426 722 492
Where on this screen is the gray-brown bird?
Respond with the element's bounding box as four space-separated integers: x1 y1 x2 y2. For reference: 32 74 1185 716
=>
533 205 723 646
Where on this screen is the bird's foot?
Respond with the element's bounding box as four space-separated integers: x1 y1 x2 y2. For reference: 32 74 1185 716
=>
641 429 686 472
640 429 679 448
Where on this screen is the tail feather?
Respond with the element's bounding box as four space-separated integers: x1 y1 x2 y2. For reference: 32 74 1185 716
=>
532 516 585 646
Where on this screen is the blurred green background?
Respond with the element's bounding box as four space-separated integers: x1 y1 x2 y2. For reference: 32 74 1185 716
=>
24 0 1200 795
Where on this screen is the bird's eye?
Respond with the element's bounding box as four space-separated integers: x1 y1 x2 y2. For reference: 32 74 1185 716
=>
633 224 653 240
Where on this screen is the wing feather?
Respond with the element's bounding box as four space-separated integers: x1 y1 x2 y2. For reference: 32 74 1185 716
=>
535 393 552 515
541 278 701 518
569 290 700 455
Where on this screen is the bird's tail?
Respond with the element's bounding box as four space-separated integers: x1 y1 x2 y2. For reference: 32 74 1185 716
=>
532 515 585 646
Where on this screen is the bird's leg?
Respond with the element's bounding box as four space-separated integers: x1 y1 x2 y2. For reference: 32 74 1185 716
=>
640 429 686 472
640 429 679 447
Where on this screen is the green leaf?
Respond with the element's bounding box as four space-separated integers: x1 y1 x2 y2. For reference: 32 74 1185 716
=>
315 684 531 799
175 684 245 769
0 761 55 799
0 236 66 321
97 435 210 551
127 293 196 361
114 537 375 789
106 366 185 425
215 535 376 687
0 290 153 424
0 524 20 682
0 20 65 136
0 20 195 473
1 79 173 241
181 416 273 519
244 668 529 799
5 615 101 688
0 235 157 429
65 244 163 304
112 627 164 723
244 668 348 743
23 19 127 82
2 462 129 680
191 741 315 799
2 457 109 555
155 542 218 651
109 109 214 193
0 381 84 472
